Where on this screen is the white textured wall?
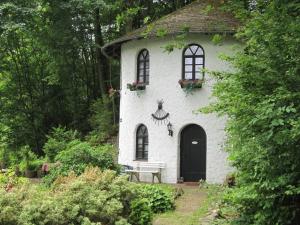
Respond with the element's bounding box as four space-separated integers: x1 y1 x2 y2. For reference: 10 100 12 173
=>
118 34 237 183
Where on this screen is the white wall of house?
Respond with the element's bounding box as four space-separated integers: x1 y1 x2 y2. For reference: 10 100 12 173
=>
118 34 237 183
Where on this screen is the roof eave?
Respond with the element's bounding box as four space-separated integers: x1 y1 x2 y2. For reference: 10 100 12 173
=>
102 31 237 59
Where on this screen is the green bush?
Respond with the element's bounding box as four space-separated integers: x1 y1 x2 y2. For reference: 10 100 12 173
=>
18 146 45 174
203 1 300 224
138 184 175 213
43 140 118 184
87 97 118 145
43 126 79 162
0 168 152 225
0 169 28 189
129 198 153 225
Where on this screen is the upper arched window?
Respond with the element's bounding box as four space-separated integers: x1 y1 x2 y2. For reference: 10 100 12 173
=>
137 49 149 84
136 124 148 160
182 44 204 80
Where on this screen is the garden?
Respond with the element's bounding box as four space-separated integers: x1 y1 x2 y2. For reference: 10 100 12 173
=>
0 126 179 225
1 0 299 224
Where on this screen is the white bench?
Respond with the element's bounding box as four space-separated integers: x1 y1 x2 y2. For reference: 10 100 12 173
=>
125 162 165 183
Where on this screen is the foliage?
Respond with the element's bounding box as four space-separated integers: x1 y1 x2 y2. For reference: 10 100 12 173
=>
43 126 79 162
0 0 192 156
138 184 175 213
0 168 149 225
163 26 190 53
178 79 205 95
211 34 224 45
203 1 300 224
43 140 117 184
18 146 44 172
0 169 28 189
87 98 118 145
129 198 153 225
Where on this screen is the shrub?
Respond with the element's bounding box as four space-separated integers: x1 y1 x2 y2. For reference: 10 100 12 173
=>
43 126 79 162
87 97 118 145
0 169 28 190
0 168 152 225
129 198 153 225
138 184 175 213
43 140 117 184
203 1 300 224
18 146 45 177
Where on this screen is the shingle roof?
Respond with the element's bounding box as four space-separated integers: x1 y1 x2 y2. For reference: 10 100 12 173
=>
102 0 240 58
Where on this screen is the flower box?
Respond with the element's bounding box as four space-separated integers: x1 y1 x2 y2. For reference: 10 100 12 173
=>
178 79 204 89
127 82 146 91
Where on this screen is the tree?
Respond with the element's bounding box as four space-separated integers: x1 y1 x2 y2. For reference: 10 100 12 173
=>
205 0 300 224
0 0 189 155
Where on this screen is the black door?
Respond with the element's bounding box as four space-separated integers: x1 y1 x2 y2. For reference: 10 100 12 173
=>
180 124 206 182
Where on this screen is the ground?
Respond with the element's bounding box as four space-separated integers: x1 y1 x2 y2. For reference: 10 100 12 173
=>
153 183 225 225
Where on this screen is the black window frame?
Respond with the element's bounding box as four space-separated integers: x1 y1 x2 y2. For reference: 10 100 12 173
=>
182 44 205 80
137 49 150 84
136 124 148 160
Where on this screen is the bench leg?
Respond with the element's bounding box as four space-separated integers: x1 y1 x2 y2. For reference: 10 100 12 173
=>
152 173 162 183
157 173 161 183
131 172 139 182
130 173 133 181
128 172 140 182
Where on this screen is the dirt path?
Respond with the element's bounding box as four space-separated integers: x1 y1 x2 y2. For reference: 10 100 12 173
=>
153 184 207 225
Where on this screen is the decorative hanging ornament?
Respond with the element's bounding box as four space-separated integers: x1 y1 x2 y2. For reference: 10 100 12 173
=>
151 100 170 125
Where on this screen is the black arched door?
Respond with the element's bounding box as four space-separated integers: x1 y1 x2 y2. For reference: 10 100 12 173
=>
180 124 206 182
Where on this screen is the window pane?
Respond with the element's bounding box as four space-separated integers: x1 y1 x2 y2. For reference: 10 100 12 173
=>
145 53 149 60
145 68 149 75
195 47 204 55
195 71 201 79
190 45 199 54
139 69 145 75
145 62 149 69
137 151 143 159
185 58 193 64
195 65 203 73
138 75 144 82
142 50 147 58
184 48 193 56
139 53 144 60
195 57 203 65
139 63 145 69
138 138 143 144
185 73 193 79
185 65 193 72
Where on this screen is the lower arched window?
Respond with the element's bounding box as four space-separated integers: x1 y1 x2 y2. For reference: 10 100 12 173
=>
136 124 148 160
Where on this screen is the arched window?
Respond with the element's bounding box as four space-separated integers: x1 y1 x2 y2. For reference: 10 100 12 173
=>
182 44 204 80
137 49 149 84
136 124 148 160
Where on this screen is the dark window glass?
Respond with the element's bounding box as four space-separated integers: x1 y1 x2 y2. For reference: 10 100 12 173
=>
137 49 149 84
182 44 205 80
136 124 148 160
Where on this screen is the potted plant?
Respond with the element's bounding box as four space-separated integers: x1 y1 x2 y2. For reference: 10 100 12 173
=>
127 81 146 91
19 146 42 178
178 79 205 95
178 79 204 89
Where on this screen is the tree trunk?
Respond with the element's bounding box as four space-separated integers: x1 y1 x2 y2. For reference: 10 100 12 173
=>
94 8 108 98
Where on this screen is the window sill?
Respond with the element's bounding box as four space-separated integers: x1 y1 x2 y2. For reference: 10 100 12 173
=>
127 82 147 91
178 79 204 89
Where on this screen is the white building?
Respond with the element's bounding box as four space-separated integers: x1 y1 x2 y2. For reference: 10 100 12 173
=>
103 0 240 184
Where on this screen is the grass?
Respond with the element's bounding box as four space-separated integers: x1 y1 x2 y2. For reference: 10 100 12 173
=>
153 184 227 225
